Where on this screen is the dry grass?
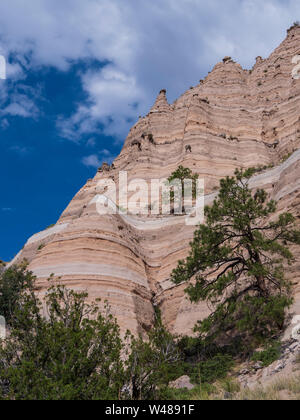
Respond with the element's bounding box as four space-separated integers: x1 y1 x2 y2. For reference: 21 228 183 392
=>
170 358 300 400
181 372 300 400
236 374 300 400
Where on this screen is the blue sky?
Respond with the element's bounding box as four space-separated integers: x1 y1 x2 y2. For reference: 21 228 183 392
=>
0 0 299 262
0 65 119 261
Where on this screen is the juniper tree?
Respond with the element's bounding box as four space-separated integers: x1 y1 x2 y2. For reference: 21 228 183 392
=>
0 269 181 400
0 262 34 326
171 168 300 349
0 284 125 400
125 310 181 400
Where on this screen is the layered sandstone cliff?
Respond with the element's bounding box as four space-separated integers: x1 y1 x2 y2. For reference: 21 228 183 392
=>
9 26 300 335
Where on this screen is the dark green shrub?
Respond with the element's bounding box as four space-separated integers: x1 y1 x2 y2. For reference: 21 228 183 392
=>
252 342 281 367
0 264 34 326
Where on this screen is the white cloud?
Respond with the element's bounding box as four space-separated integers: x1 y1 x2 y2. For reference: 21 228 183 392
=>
9 145 31 156
1 118 9 129
86 138 96 148
59 65 145 141
0 0 299 140
81 154 101 168
3 97 38 118
99 149 116 164
82 149 116 168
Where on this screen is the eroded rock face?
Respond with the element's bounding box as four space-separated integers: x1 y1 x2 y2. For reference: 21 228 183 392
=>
10 26 300 335
238 339 300 389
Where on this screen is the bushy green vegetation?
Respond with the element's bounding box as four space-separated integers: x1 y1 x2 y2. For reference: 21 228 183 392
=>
250 163 275 174
124 312 181 400
0 280 125 400
176 336 236 384
168 166 199 198
0 262 34 326
0 267 239 401
188 354 234 384
166 166 199 213
252 342 281 367
172 168 300 353
0 261 6 275
0 268 181 400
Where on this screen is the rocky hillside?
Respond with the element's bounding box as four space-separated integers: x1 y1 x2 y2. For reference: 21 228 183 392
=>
9 25 300 336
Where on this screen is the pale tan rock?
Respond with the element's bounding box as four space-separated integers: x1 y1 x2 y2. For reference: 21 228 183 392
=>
10 26 300 335
169 376 194 390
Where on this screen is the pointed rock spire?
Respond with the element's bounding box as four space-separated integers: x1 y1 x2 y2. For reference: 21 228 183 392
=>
150 89 170 113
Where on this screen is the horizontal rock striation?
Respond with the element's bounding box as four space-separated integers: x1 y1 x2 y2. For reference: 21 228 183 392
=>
11 26 300 335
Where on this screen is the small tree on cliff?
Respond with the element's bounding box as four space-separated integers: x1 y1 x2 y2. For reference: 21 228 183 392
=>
171 168 300 350
168 166 199 200
166 166 199 214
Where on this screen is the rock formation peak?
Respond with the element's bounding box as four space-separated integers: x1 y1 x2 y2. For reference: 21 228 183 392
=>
150 89 170 114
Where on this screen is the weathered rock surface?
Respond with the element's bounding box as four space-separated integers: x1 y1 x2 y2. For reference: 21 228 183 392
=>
9 26 300 335
169 375 195 391
238 339 300 389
